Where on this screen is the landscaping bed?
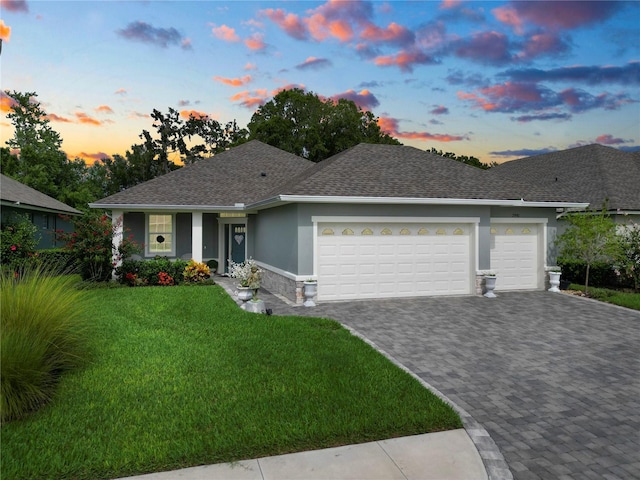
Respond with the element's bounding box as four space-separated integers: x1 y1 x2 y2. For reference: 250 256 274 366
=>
1 284 461 480
564 283 640 311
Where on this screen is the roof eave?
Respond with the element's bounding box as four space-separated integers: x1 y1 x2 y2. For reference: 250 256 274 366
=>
248 195 590 210
1 200 82 216
88 202 247 212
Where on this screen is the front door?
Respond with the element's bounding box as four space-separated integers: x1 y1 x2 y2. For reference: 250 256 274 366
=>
225 223 246 272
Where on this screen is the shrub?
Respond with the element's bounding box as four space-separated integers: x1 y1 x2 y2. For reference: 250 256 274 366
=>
1 266 89 423
558 258 628 289
116 257 189 286
56 212 141 282
183 259 210 283
0 213 39 271
36 248 77 273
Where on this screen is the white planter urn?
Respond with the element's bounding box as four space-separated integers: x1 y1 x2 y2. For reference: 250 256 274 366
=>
548 271 562 293
237 286 253 303
484 275 497 298
303 281 317 307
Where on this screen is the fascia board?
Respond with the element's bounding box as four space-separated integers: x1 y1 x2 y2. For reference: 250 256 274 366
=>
88 203 247 212
1 200 82 216
248 195 590 210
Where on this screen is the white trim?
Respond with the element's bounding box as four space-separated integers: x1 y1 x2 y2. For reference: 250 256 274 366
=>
254 260 312 282
89 203 248 212
192 212 203 262
490 217 548 224
251 195 589 210
312 216 481 224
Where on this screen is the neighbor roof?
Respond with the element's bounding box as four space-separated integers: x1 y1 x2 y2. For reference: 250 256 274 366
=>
91 140 315 209
0 174 82 215
489 144 640 211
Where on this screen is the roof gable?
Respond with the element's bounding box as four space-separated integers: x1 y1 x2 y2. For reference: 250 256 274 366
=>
92 140 315 208
0 174 82 215
269 143 577 202
490 144 640 210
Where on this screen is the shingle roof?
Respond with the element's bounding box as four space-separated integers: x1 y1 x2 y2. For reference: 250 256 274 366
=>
92 141 586 209
269 143 578 202
0 174 82 215
489 144 640 211
92 140 315 207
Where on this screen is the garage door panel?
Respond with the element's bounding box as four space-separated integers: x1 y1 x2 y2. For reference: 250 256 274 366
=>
318 222 472 301
490 223 539 291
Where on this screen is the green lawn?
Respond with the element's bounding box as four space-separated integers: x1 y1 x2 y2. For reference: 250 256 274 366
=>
568 284 640 310
1 284 461 480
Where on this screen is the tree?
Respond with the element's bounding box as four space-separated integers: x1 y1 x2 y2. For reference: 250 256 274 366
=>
2 91 93 209
556 207 621 293
427 148 495 169
247 88 400 162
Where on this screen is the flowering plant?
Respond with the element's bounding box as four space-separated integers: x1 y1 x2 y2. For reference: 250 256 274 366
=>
182 259 210 283
229 258 262 289
157 271 175 286
125 272 147 287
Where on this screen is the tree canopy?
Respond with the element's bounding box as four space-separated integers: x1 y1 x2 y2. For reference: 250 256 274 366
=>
427 148 495 170
247 88 400 162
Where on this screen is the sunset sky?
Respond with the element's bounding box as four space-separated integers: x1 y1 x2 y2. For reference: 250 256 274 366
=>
1 0 639 165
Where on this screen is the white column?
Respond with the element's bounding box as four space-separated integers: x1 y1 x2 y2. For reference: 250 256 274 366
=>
111 210 124 281
192 212 203 262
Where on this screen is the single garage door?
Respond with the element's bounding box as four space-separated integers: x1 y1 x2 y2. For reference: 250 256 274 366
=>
317 222 472 301
490 223 540 291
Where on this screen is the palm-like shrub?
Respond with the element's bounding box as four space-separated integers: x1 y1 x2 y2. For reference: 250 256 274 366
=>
1 267 89 423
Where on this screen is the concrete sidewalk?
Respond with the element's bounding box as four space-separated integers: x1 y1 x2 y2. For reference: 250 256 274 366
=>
120 429 487 480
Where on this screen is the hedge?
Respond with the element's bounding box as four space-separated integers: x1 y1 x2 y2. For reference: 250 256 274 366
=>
558 258 633 289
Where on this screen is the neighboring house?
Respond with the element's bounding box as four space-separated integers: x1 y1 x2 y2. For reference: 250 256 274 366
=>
90 140 587 303
489 144 640 225
1 173 81 249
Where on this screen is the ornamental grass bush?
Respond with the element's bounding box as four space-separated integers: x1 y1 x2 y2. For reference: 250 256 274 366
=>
0 266 90 423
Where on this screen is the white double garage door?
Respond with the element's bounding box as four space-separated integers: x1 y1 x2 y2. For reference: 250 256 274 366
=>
316 219 542 301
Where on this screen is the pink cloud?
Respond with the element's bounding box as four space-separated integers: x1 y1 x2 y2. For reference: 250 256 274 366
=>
179 109 209 120
230 89 269 109
95 105 114 114
212 24 240 42
1 1 28 13
261 8 307 40
378 116 466 142
430 105 449 115
244 62 257 71
374 49 434 73
75 112 106 126
494 1 622 31
440 0 462 9
360 21 414 46
295 56 332 70
595 134 631 145
518 32 569 60
213 75 252 87
330 89 379 110
244 33 266 51
453 31 512 65
114 88 127 96
128 111 149 119
45 113 73 123
0 20 11 42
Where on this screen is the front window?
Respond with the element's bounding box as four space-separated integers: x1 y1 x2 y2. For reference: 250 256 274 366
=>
147 214 174 255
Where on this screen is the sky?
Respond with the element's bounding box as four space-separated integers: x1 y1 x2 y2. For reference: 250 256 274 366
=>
1 0 639 166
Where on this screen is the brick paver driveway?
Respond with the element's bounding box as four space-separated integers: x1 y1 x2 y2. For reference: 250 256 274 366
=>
274 291 640 480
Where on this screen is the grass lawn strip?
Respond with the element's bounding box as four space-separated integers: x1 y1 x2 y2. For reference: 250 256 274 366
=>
2 285 461 480
567 283 640 310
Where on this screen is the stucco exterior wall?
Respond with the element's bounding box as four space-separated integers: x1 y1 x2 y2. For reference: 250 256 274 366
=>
1 206 75 250
253 203 300 274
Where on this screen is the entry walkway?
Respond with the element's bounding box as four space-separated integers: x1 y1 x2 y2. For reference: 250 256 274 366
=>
234 280 638 480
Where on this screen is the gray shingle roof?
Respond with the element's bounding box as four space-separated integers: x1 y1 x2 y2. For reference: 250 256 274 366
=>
0 174 82 215
269 143 578 202
92 140 315 207
489 144 640 210
93 141 587 209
